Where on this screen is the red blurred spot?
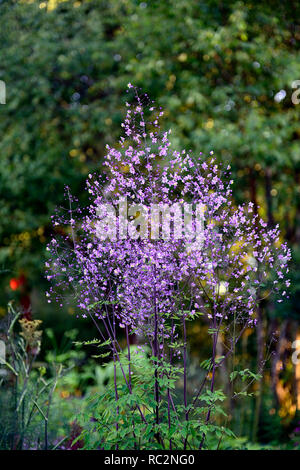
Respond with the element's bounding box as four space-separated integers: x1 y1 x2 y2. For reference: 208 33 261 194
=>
10 278 19 290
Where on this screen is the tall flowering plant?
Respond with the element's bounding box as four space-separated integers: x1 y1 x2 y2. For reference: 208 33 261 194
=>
46 85 291 449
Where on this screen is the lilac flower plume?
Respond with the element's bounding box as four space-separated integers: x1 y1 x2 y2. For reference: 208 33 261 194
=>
46 84 291 352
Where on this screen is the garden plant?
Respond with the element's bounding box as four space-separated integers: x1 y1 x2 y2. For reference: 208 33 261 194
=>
45 87 291 450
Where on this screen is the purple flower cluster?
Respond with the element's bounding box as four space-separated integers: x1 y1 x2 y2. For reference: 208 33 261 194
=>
46 85 291 354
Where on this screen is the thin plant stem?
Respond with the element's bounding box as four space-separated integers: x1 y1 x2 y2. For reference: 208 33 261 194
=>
183 314 188 450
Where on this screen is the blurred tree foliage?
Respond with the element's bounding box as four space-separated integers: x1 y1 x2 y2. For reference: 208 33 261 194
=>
0 0 300 424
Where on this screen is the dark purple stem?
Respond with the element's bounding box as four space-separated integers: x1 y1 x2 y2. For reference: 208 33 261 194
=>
183 315 189 450
199 317 218 450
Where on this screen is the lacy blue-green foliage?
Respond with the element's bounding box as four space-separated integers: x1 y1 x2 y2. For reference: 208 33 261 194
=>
0 306 278 450
72 345 234 450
